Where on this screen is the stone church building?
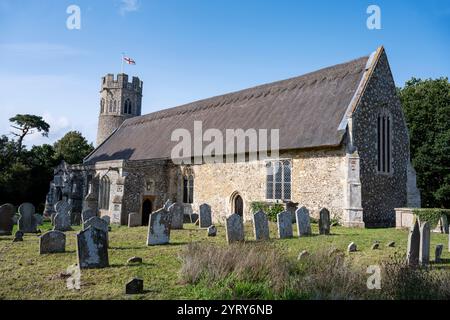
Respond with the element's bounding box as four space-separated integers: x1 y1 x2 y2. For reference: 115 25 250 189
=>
45 46 420 228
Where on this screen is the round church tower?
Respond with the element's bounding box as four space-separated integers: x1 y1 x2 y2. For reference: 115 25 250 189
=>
96 73 143 146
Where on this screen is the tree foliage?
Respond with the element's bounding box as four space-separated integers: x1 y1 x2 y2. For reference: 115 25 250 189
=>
399 77 450 208
9 114 50 150
53 131 94 165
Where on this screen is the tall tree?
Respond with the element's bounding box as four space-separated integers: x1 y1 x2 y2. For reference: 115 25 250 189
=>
9 114 50 150
399 77 450 208
53 131 94 164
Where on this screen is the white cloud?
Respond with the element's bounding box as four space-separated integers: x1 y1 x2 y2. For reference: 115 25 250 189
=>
26 113 72 145
119 0 140 15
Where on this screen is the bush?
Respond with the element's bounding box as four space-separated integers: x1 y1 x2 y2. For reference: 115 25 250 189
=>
250 201 285 222
412 208 450 228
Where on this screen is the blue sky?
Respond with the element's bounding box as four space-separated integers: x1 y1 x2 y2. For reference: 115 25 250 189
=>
0 0 449 146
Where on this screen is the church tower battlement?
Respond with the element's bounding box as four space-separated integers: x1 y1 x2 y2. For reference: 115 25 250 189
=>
96 73 143 146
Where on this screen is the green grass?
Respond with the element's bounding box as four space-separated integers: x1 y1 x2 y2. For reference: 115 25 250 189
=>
0 221 448 300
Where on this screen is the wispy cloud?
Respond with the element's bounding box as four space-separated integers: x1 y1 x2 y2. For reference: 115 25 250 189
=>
119 0 140 15
0 43 89 58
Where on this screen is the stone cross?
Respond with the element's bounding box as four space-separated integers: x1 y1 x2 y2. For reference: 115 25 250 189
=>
225 213 245 244
0 204 15 236
18 203 38 233
77 226 109 269
419 221 430 265
252 210 269 241
147 208 171 246
406 219 420 266
199 203 212 228
82 209 96 224
295 206 311 237
277 211 293 239
168 202 184 230
319 208 331 235
40 230 66 254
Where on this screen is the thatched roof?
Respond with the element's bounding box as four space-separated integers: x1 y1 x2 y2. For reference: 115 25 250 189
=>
85 55 369 164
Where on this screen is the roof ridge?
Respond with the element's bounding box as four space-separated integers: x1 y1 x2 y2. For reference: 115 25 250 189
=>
122 55 369 128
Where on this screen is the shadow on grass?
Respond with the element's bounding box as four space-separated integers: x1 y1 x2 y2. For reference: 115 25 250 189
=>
108 262 156 269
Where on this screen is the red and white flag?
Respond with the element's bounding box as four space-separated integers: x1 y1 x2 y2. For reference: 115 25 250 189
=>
123 56 136 65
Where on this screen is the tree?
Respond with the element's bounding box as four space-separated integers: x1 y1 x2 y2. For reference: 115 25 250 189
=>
53 131 94 164
399 77 450 208
9 114 50 150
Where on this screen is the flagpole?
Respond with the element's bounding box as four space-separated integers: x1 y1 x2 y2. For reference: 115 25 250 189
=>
121 52 125 74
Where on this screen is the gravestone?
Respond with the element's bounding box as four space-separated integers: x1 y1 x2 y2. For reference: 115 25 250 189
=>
252 210 269 241
34 214 44 226
18 203 38 233
84 216 108 233
71 211 81 226
435 244 443 263
406 219 420 266
207 225 217 237
387 241 396 247
77 226 109 269
168 203 184 230
439 215 449 234
82 209 96 224
348 242 357 253
54 205 72 232
295 206 311 237
147 209 171 246
101 216 111 225
127 257 143 264
128 212 140 228
0 204 15 236
199 204 212 228
319 208 331 235
126 278 144 295
225 213 244 244
371 242 380 250
419 221 430 265
13 230 24 242
277 211 293 239
40 230 66 254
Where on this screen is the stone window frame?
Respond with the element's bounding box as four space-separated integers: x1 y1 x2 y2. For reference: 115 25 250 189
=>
100 98 105 114
265 159 292 201
183 174 194 204
99 175 111 210
124 99 133 114
376 108 394 176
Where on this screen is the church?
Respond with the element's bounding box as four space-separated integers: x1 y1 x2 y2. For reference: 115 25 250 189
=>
44 46 421 228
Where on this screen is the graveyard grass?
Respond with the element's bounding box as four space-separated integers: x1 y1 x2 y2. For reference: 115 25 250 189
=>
0 222 449 300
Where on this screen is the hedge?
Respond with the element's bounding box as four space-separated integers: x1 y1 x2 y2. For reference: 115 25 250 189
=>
412 208 450 228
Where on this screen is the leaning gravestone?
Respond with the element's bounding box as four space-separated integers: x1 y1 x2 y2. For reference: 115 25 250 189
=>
406 219 420 266
147 209 171 246
295 206 312 237
277 211 293 239
225 213 245 244
126 278 144 295
199 204 212 228
128 212 140 228
18 203 38 233
82 209 96 224
252 210 269 241
419 221 430 265
40 230 66 254
168 203 184 230
319 208 331 235
77 226 109 269
54 203 72 232
0 204 15 236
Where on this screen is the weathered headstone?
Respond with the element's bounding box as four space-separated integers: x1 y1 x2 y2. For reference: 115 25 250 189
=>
225 213 244 244
128 212 140 228
147 209 171 246
277 211 293 239
126 278 144 294
199 203 212 228
295 206 311 237
84 216 108 232
371 242 380 250
18 203 38 233
168 203 184 230
13 230 24 242
439 215 449 234
39 230 66 254
77 226 109 269
419 221 430 265
207 225 217 237
406 219 420 266
101 216 111 225
319 208 331 235
127 256 143 264
347 242 357 253
252 210 269 241
71 211 81 226
81 209 96 224
0 204 15 235
435 244 443 263
54 207 72 232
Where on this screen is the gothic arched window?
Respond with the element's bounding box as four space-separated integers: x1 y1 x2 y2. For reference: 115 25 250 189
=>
99 175 110 210
183 174 194 204
100 99 105 114
124 99 133 114
266 160 291 200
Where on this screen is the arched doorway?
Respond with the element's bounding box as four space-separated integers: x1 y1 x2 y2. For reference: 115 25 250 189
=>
142 199 153 226
234 195 244 217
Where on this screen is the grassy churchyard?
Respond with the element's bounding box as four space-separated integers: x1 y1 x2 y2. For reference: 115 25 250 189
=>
0 221 449 300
